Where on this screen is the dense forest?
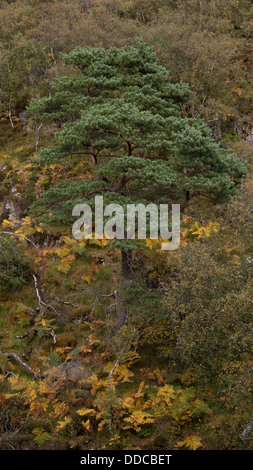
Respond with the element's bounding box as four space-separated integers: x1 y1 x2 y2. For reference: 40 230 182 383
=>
0 0 252 451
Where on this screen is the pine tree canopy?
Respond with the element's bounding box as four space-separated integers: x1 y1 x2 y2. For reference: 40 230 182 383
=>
28 42 246 226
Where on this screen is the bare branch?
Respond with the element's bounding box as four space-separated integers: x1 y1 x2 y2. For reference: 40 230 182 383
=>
32 273 67 319
4 353 40 378
16 333 29 339
45 293 79 308
108 360 118 438
0 232 39 254
44 328 57 344
32 273 48 314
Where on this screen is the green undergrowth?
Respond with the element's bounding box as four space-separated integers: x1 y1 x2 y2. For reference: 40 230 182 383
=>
0 124 252 450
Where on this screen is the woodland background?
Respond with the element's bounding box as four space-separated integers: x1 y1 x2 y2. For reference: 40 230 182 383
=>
0 0 252 450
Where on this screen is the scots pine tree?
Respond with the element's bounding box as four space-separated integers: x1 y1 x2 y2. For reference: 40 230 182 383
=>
28 42 245 313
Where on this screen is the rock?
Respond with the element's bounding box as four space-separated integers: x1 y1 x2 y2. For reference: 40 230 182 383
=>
246 131 253 144
19 111 32 131
4 200 16 216
1 195 29 220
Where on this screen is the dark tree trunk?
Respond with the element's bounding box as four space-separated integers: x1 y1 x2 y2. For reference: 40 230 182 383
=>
90 146 98 164
121 249 133 281
181 189 191 212
116 249 133 329
127 141 133 156
185 189 190 205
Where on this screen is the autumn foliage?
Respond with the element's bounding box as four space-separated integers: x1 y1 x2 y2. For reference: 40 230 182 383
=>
0 0 253 452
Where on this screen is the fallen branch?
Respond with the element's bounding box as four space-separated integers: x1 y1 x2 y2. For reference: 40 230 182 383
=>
32 273 49 314
106 303 117 311
16 333 29 339
0 232 39 254
99 291 118 299
45 293 79 308
17 326 56 345
32 273 67 319
44 328 57 344
4 371 16 379
4 353 40 379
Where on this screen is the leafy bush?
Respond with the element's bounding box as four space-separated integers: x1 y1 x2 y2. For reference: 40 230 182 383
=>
163 239 253 400
0 237 31 292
